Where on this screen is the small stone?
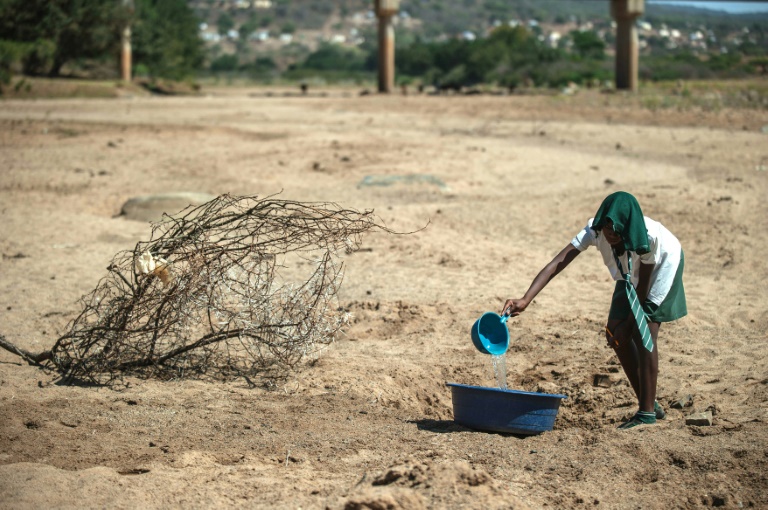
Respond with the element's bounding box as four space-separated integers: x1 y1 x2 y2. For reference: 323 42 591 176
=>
592 374 613 388
671 394 693 409
685 411 713 427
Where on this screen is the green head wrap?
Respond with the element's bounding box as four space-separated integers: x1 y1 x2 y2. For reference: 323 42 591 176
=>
591 191 650 255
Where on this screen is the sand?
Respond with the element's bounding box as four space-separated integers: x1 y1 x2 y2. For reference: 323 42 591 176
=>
0 86 766 509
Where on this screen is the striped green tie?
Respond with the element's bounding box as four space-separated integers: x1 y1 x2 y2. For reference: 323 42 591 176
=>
615 252 654 352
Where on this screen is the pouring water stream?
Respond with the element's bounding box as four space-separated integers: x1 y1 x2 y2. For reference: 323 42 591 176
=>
491 354 508 390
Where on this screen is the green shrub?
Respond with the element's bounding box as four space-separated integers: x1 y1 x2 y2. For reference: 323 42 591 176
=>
300 43 367 72
282 68 374 85
0 39 51 92
210 54 238 73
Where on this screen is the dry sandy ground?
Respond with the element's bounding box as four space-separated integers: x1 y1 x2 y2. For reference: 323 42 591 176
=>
0 86 767 509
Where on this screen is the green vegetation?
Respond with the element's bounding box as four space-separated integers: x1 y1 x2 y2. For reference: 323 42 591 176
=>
393 26 579 89
131 0 204 80
0 0 202 93
289 23 763 91
297 43 369 72
0 40 32 89
0 0 128 78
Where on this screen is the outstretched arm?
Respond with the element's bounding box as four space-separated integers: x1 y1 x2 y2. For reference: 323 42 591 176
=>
501 243 581 316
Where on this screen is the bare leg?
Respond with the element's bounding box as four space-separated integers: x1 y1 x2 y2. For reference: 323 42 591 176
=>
635 321 660 413
607 317 640 399
607 317 660 413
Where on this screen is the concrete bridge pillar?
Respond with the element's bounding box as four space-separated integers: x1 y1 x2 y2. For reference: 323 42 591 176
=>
611 0 644 91
375 0 399 93
121 25 132 82
121 0 134 83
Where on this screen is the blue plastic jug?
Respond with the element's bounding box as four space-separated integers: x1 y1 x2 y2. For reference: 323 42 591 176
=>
471 311 510 355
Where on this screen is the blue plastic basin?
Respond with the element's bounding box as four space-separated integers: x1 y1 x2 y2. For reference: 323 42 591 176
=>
471 312 510 356
447 383 567 435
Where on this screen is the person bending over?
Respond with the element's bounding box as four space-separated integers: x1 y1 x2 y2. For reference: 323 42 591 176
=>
502 191 687 429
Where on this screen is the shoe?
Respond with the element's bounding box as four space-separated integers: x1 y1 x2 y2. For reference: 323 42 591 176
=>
618 411 657 429
654 401 666 420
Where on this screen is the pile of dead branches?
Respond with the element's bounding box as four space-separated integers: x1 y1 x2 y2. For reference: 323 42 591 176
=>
1 194 390 385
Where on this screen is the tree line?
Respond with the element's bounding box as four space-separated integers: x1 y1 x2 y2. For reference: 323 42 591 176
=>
286 24 766 89
0 0 203 89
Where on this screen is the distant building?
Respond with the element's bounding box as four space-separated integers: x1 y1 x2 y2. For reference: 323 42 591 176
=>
638 21 652 32
547 32 561 48
248 30 270 42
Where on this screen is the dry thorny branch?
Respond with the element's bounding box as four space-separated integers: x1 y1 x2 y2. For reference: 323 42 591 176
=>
0 194 396 386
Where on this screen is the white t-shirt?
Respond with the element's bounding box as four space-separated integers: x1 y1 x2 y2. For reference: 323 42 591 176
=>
571 217 682 306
